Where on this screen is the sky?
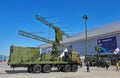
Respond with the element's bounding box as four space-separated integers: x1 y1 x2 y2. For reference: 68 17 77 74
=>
0 0 120 55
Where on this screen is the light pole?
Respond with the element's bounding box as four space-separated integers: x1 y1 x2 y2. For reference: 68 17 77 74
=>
83 15 88 56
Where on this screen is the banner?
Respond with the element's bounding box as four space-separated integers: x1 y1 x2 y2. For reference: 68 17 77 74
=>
97 36 117 53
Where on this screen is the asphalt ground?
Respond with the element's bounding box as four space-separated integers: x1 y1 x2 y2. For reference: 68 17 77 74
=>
0 62 120 78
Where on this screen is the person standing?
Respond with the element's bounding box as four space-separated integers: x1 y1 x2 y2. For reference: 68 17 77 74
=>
86 61 90 72
105 63 109 70
79 62 82 68
116 61 119 71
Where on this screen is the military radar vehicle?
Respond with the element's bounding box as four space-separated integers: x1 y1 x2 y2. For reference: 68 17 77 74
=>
8 15 81 73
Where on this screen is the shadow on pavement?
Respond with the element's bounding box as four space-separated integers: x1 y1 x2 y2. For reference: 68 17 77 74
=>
5 69 61 74
5 70 28 74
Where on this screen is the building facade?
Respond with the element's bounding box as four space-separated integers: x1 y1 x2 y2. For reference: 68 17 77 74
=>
40 21 120 56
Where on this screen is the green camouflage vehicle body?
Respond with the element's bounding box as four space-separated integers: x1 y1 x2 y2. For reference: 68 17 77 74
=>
8 46 68 66
9 46 40 65
8 46 81 73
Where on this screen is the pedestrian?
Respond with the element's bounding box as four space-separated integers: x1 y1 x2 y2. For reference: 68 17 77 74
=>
86 61 90 72
79 62 82 68
105 63 109 70
116 61 119 71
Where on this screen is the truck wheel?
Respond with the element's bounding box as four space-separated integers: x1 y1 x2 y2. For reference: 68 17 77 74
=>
43 65 51 73
33 64 42 73
71 64 78 72
64 64 71 72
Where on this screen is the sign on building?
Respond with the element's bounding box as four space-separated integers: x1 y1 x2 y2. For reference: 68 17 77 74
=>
97 36 117 53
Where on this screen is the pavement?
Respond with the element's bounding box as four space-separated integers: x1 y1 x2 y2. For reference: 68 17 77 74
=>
0 62 120 78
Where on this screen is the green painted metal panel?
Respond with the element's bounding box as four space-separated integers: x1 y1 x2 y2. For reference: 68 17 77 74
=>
41 53 51 61
8 46 68 66
8 46 40 65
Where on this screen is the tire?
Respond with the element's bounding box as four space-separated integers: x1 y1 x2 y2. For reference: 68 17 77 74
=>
64 64 71 72
33 64 42 73
43 65 51 73
71 64 78 72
